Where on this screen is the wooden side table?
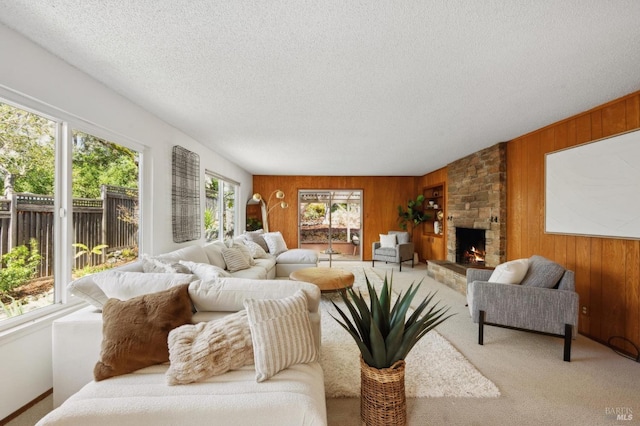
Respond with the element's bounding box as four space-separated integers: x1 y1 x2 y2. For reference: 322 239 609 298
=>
289 267 355 294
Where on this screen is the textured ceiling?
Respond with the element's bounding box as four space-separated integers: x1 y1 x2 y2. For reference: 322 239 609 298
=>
1 1 639 176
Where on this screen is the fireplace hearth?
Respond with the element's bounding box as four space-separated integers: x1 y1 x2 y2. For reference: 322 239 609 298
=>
456 228 486 265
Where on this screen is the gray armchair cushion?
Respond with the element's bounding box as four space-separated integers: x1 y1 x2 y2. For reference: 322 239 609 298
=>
520 255 565 289
374 247 398 257
389 231 410 244
467 280 579 336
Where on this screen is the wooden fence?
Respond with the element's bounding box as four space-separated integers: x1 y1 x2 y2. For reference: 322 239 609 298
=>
0 185 138 277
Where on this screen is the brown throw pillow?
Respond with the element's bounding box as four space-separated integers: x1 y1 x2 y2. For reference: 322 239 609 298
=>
94 284 193 381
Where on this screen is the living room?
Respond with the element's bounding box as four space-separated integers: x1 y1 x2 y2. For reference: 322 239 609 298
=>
1 2 640 425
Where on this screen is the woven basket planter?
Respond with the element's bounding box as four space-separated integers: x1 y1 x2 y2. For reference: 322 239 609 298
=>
360 357 407 426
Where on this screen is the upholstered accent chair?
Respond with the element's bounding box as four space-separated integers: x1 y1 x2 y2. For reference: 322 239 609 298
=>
466 255 579 361
371 230 414 271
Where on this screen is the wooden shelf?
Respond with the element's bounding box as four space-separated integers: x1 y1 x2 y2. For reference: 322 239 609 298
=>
422 183 446 260
423 232 443 238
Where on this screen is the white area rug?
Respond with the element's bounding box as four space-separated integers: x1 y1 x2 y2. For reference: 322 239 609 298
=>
320 268 501 398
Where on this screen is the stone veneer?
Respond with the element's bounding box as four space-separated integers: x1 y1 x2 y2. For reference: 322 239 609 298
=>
428 143 506 294
446 142 507 268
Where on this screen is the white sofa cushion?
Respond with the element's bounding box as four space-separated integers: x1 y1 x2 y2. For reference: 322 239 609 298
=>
229 266 268 280
41 362 327 426
67 261 143 309
93 271 197 300
156 245 210 265
68 275 111 308
188 278 320 313
253 256 277 271
275 249 318 264
244 290 318 382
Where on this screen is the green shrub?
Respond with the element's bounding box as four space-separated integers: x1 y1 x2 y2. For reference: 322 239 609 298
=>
72 242 108 267
0 239 42 293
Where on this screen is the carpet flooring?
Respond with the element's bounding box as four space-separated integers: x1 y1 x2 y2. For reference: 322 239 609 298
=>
320 267 500 398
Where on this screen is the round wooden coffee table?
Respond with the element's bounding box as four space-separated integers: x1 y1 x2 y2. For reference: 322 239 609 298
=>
290 267 355 294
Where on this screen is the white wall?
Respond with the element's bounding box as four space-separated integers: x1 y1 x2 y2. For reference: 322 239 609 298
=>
0 23 253 419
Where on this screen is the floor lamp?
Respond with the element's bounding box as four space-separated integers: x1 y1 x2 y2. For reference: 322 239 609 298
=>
252 190 288 232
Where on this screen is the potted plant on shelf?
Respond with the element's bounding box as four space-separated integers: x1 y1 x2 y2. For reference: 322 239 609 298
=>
397 194 429 240
330 273 452 426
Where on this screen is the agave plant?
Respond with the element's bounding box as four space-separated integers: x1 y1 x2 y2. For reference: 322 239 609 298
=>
331 273 453 369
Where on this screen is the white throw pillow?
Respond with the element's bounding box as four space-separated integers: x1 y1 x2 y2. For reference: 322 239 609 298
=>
262 231 289 255
93 271 197 300
244 290 318 382
244 240 268 258
488 258 530 284
178 260 231 281
380 234 397 248
142 254 190 274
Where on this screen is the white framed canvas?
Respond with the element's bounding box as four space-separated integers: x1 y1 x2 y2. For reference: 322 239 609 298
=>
545 129 640 240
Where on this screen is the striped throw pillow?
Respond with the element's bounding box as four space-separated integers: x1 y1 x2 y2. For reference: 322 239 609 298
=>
244 290 318 382
221 247 251 272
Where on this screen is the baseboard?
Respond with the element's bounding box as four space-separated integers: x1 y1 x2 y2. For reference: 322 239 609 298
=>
0 388 52 425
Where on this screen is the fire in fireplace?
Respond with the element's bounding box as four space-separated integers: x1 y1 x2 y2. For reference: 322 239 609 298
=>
455 228 486 265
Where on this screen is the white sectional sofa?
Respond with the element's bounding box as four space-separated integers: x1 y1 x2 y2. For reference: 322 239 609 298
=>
38 239 326 425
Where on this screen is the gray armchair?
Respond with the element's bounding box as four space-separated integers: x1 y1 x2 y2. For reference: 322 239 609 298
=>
466 255 579 361
371 230 414 271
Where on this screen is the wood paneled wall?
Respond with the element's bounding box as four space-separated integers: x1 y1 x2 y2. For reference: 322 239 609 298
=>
507 91 640 350
252 92 640 351
252 176 416 260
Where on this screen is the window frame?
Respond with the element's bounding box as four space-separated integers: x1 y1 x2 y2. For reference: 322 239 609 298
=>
0 87 146 335
204 170 239 242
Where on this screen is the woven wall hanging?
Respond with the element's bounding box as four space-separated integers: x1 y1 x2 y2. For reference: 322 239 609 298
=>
172 145 201 242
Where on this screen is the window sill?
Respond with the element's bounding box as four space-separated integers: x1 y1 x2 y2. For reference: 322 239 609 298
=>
0 300 87 345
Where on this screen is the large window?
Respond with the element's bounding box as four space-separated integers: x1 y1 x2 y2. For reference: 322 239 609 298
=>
0 99 141 327
71 130 139 278
204 172 238 242
0 102 56 321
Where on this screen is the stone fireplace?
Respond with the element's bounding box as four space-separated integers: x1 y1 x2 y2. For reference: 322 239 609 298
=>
427 143 507 293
